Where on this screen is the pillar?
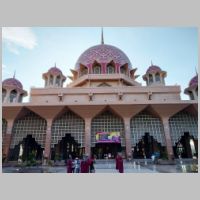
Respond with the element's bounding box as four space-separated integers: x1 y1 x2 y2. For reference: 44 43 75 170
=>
44 119 53 160
2 119 14 161
162 117 174 160
85 118 91 156
123 117 132 159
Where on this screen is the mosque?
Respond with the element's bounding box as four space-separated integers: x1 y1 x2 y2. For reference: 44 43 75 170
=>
2 30 198 163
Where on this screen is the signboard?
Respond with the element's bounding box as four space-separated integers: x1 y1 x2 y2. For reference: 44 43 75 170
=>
95 131 121 143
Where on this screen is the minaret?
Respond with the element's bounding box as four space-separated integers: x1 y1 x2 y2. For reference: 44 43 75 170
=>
101 27 104 45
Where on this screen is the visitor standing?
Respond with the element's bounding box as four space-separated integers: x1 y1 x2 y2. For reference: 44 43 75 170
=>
74 157 81 173
80 155 90 173
117 153 124 173
88 156 95 173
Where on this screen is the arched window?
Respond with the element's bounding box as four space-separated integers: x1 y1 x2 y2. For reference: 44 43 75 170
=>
10 90 17 103
93 65 101 74
120 66 126 74
2 89 6 102
107 64 115 74
50 75 53 85
155 73 160 82
18 94 23 103
195 87 198 96
56 75 61 86
189 91 194 100
149 74 153 84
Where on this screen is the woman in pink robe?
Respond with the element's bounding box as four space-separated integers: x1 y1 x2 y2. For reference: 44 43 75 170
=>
117 155 124 173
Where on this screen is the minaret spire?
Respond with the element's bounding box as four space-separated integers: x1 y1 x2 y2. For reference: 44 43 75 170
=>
151 60 153 66
101 27 104 44
13 70 16 78
55 62 57 68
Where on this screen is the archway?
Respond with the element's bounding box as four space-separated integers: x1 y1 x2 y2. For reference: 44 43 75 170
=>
9 135 43 161
91 110 125 159
9 111 47 161
169 110 198 158
130 110 166 159
51 134 81 160
51 110 85 160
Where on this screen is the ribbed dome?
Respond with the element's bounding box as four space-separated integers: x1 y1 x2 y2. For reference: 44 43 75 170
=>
146 65 161 74
75 44 132 69
2 78 23 89
48 67 62 75
189 75 198 87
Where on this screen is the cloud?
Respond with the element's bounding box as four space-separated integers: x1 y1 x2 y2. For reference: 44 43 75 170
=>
2 27 37 53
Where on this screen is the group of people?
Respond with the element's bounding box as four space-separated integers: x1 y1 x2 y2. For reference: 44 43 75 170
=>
66 155 95 173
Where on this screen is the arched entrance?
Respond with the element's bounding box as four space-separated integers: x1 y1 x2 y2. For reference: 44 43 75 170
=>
51 134 81 160
91 110 125 159
169 110 198 158
133 133 165 159
130 110 166 159
9 111 47 161
174 132 198 158
9 135 43 161
51 110 85 160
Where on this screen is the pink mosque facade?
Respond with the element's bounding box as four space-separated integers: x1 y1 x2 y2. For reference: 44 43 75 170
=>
2 39 198 162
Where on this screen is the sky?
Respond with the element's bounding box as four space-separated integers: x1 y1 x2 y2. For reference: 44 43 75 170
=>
2 27 198 102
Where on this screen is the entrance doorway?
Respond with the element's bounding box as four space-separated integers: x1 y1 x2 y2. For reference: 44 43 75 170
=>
133 132 165 159
9 135 43 161
92 143 122 159
174 132 198 158
51 134 83 160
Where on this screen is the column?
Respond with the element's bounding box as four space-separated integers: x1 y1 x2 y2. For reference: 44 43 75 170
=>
123 117 132 159
4 89 11 103
3 119 14 161
162 117 174 160
152 74 156 82
53 75 56 86
85 118 91 156
44 119 53 160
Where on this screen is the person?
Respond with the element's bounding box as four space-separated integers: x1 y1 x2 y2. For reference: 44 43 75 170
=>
88 156 95 173
115 153 119 170
117 153 124 173
80 155 90 173
74 157 81 173
66 155 73 173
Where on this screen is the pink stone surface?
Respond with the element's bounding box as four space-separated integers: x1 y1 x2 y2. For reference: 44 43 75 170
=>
75 44 132 69
48 67 62 75
2 78 23 89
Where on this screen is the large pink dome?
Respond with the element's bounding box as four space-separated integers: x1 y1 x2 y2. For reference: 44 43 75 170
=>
75 44 132 69
2 78 23 89
146 65 161 74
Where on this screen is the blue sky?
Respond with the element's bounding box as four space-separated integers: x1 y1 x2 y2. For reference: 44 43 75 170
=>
2 27 198 102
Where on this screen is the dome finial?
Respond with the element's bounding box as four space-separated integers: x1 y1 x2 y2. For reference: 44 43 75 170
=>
13 70 16 78
101 27 104 45
151 60 153 66
55 62 57 68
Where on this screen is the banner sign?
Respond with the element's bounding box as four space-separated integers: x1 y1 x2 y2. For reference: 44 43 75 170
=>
96 131 121 143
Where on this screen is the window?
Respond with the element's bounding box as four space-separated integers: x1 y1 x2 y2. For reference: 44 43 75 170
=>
120 66 126 74
50 75 53 85
155 73 160 82
10 90 17 103
149 74 153 84
195 87 198 96
80 68 88 76
2 89 6 102
18 94 23 103
56 75 61 86
107 64 115 74
93 65 101 74
189 91 194 100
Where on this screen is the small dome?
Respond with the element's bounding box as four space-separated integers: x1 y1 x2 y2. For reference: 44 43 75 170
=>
2 78 23 89
189 75 198 87
146 65 161 74
75 44 132 69
48 67 62 75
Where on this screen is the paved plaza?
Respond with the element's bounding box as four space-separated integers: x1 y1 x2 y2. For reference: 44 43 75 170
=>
2 159 198 173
